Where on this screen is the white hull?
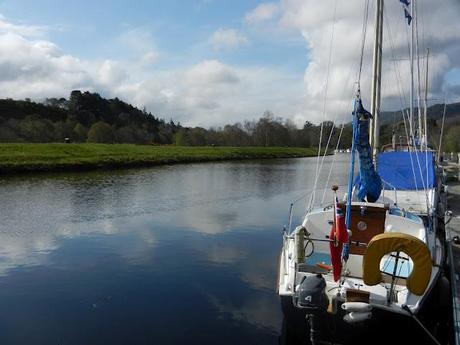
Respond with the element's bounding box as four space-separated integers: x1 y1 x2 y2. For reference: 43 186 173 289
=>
278 201 445 324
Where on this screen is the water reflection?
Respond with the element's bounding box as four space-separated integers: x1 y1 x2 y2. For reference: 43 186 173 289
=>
0 157 349 344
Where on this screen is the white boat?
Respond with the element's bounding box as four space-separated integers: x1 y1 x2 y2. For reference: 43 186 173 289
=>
277 1 450 344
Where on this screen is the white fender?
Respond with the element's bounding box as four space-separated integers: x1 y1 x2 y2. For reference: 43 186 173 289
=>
341 302 372 312
343 312 372 323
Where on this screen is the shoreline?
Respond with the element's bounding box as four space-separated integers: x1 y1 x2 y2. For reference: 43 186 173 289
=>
0 143 320 174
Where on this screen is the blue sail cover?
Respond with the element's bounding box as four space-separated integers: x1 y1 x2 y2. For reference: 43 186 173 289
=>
377 151 436 190
354 100 382 202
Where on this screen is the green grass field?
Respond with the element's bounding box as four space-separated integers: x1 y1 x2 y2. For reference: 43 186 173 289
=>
0 143 318 173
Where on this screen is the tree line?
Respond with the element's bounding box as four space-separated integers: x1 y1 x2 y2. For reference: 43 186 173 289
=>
0 89 458 151
0 90 353 148
0 91 177 144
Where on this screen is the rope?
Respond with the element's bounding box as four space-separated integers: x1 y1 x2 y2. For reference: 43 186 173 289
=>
357 0 371 85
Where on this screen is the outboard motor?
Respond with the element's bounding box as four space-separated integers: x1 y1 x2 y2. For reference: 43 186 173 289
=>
293 274 329 345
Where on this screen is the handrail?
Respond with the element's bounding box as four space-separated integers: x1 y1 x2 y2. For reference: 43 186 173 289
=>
286 185 348 234
381 178 398 205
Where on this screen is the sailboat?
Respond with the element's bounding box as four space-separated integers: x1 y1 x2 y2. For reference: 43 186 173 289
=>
277 1 450 344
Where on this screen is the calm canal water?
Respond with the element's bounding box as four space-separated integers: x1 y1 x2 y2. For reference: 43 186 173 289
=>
0 156 349 344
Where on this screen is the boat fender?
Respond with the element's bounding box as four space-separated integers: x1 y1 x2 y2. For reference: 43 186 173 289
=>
295 226 307 263
341 302 372 312
343 311 372 323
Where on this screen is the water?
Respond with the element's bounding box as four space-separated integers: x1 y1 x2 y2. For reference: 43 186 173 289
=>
0 156 350 345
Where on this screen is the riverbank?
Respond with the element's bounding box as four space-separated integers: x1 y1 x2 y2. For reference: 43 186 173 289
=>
0 143 319 173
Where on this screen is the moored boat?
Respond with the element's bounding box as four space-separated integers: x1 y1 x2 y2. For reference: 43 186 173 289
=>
277 1 450 344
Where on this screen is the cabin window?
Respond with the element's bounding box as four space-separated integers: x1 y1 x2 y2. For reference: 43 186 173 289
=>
380 252 413 279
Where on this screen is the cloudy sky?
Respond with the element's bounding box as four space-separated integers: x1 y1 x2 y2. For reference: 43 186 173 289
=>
0 0 459 127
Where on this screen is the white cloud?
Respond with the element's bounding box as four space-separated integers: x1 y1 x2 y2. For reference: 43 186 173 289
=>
0 14 48 38
276 0 460 124
245 2 280 24
141 51 159 65
118 62 304 127
208 293 281 331
96 60 128 87
0 31 141 100
0 15 302 127
209 28 249 51
184 59 239 85
3 3 459 129
0 32 93 98
117 27 160 65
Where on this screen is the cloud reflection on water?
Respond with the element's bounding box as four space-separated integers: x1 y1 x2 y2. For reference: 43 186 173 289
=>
0 157 350 344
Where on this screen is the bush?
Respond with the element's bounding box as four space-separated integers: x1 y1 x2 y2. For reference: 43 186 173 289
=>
87 121 114 143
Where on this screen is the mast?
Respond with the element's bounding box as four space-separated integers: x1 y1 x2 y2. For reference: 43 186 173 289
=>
423 48 429 147
409 0 414 142
415 0 423 145
370 0 383 162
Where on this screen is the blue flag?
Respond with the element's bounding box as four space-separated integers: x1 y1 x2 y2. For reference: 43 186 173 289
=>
404 8 412 25
400 0 412 25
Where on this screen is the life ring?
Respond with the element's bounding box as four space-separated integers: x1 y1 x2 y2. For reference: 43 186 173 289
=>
362 233 432 295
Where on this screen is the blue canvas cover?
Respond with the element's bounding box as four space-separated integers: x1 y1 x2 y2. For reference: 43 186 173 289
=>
377 151 436 190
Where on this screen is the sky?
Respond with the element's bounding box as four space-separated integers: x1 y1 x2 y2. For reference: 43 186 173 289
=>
0 0 459 127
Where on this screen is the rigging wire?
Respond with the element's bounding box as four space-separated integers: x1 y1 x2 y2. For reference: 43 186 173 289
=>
309 0 339 210
384 6 431 215
357 0 371 86
411 1 431 214
437 93 448 162
384 10 410 137
320 0 371 206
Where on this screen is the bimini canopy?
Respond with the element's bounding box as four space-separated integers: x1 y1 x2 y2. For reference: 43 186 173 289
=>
378 151 436 190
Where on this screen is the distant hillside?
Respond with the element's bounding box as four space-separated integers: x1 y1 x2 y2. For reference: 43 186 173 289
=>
0 91 341 148
0 90 458 151
0 90 179 144
380 102 460 125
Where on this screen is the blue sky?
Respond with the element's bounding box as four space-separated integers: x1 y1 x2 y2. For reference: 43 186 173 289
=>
0 0 458 127
0 0 306 71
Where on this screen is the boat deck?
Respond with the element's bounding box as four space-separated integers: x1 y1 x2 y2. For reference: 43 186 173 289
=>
446 174 460 345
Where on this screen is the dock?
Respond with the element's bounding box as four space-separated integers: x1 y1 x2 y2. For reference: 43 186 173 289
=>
446 164 460 345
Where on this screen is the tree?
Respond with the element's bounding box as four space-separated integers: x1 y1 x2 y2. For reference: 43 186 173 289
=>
87 121 114 143
174 128 186 146
444 125 460 152
73 123 88 142
18 115 54 142
53 121 74 142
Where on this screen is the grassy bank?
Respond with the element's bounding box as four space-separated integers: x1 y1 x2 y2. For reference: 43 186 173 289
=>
0 143 319 173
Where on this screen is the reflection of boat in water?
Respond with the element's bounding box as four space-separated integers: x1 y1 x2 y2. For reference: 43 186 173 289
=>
276 1 451 344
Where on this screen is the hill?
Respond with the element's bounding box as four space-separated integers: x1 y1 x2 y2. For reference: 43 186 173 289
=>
0 90 459 151
0 90 179 144
380 102 460 125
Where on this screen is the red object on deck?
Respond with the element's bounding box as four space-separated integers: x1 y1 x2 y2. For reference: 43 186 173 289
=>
329 201 348 282
329 226 342 282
